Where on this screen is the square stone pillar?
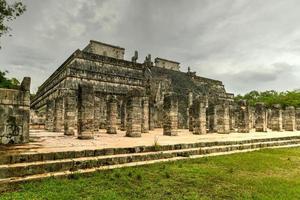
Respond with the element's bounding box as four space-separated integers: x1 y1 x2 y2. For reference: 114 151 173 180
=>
45 100 55 131
64 89 77 136
229 105 236 131
126 94 142 137
214 100 230 134
54 97 64 132
141 97 149 133
267 108 272 129
77 84 94 139
163 93 178 136
192 97 206 135
188 107 194 132
255 102 267 132
270 104 283 131
237 100 250 133
106 95 118 134
284 106 296 131
149 102 155 130
120 99 127 131
296 108 300 131
186 91 193 129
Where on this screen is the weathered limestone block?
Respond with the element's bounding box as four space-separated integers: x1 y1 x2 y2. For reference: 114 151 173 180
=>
106 95 118 134
270 104 283 131
149 101 155 130
126 91 142 137
284 106 296 131
229 105 236 131
163 93 178 136
54 97 64 132
45 100 55 131
77 84 94 139
64 89 77 136
120 99 127 131
255 102 267 132
214 100 230 134
141 97 149 133
296 108 300 131
192 97 206 135
188 107 194 132
237 100 250 133
0 77 30 144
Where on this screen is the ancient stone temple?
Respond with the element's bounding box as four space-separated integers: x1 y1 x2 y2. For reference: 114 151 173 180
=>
31 40 234 136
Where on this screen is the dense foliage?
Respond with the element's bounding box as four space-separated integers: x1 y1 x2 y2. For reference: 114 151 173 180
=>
235 90 300 108
0 70 19 89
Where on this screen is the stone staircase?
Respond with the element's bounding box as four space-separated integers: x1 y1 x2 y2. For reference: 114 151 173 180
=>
1 135 300 184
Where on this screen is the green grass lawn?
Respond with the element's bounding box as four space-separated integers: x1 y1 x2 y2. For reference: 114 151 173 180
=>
1 147 300 200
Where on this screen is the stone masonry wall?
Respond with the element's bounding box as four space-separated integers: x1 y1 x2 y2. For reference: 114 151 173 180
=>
0 77 31 144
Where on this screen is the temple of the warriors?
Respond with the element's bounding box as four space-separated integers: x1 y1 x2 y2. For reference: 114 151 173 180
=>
30 40 235 138
2 40 300 183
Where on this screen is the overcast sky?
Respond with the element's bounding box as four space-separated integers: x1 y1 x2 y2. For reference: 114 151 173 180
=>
1 0 300 94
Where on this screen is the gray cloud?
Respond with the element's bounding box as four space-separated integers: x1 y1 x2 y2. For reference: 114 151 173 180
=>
0 0 300 94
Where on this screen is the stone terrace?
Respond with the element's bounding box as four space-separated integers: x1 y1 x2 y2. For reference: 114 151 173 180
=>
2 129 300 156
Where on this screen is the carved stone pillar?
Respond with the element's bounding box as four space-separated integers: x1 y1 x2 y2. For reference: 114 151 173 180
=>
186 91 193 129
192 97 206 135
149 101 155 130
296 108 300 131
141 97 149 133
270 104 283 131
284 106 295 131
54 97 64 132
163 93 178 136
126 92 142 137
45 100 55 131
237 100 250 133
214 100 230 134
77 84 94 139
64 89 77 136
255 102 267 132
229 105 236 131
106 95 118 134
120 99 127 131
188 107 194 132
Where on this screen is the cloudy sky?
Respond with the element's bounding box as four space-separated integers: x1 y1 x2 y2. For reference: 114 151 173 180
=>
1 0 300 94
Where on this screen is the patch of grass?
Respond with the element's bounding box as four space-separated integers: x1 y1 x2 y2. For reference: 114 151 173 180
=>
2 147 300 199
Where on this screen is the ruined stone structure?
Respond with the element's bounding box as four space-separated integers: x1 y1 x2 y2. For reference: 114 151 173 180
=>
31 40 234 137
28 40 300 140
0 77 31 144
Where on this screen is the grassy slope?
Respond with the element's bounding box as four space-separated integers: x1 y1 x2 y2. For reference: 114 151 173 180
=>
1 147 300 200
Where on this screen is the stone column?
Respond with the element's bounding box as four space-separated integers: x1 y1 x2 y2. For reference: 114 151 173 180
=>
126 94 142 137
106 95 118 134
77 84 94 139
192 97 206 135
214 101 230 134
188 107 194 132
45 100 55 131
237 100 250 133
141 97 149 133
149 102 155 130
267 108 272 129
229 105 236 131
120 99 127 131
186 91 193 129
54 97 64 132
64 89 77 136
296 108 300 131
163 93 178 136
270 104 283 131
284 106 296 131
255 102 267 132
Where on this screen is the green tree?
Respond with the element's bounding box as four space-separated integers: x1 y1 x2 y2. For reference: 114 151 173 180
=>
0 0 26 47
0 70 19 89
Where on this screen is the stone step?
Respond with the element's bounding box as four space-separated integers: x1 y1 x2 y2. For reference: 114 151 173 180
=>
2 135 300 165
0 139 300 183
